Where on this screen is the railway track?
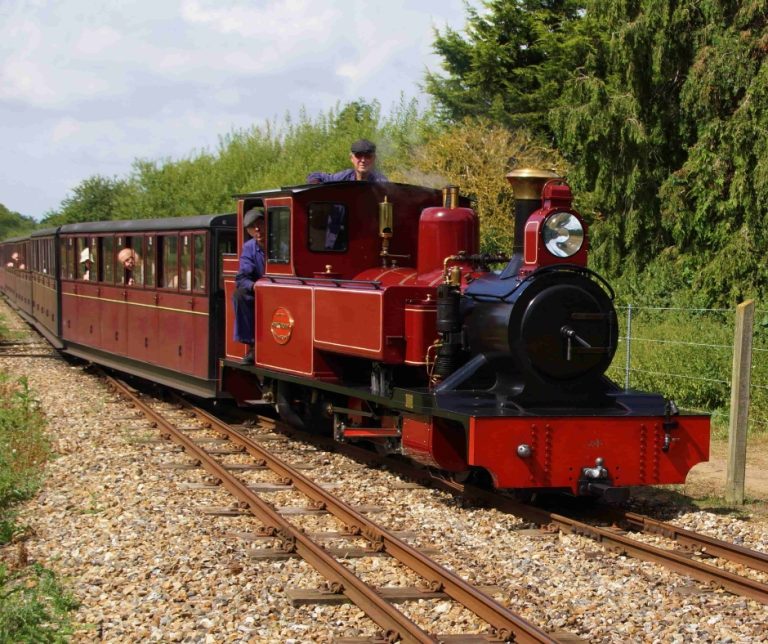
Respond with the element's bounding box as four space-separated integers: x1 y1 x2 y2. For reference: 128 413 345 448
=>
3 298 766 640
103 373 563 643
240 413 768 607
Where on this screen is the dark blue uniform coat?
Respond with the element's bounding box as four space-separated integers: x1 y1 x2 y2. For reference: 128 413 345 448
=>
233 238 265 345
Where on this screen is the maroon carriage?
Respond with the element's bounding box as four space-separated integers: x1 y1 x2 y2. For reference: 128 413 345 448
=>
58 215 236 397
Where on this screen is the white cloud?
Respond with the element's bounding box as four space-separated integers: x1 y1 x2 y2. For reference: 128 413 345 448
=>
51 117 82 144
74 26 122 56
0 0 474 217
180 0 338 39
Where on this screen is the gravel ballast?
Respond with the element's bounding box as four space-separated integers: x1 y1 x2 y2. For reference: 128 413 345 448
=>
1 299 767 643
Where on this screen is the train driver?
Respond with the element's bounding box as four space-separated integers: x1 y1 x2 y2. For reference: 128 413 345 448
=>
233 208 265 365
306 139 388 183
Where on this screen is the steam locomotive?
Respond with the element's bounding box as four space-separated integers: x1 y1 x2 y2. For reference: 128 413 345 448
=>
0 170 709 500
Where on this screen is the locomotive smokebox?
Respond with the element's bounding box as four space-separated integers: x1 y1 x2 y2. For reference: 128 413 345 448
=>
506 168 560 254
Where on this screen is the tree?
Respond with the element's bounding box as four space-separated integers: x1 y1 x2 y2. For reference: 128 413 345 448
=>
0 203 37 240
406 118 566 253
551 1 768 306
551 0 706 278
42 175 134 225
658 1 768 305
425 0 588 138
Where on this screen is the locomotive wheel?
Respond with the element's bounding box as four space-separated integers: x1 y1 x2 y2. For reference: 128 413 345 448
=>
276 381 331 433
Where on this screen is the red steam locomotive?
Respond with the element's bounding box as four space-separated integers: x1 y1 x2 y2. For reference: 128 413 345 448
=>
0 170 710 500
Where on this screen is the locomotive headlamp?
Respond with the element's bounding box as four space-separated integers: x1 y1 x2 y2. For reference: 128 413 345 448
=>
543 212 584 258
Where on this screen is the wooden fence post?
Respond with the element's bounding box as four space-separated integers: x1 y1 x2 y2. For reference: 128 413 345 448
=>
726 300 754 504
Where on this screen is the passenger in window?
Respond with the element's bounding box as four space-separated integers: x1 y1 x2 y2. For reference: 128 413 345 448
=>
306 139 388 183
6 252 19 268
118 248 137 285
233 208 265 365
80 248 93 280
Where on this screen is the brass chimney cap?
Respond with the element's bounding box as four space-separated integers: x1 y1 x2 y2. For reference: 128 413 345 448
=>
506 168 560 200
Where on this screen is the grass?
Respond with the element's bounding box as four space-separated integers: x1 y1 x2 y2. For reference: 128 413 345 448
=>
607 306 768 439
0 563 78 643
0 325 78 640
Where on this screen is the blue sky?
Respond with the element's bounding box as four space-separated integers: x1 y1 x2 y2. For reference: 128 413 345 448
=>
0 0 474 218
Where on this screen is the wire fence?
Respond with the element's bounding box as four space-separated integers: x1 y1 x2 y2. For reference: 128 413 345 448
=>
606 303 768 436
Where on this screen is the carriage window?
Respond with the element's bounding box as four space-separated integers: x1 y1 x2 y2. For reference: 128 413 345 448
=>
77 238 91 280
61 239 74 279
127 236 144 287
146 236 156 287
267 206 291 264
89 238 98 282
193 233 206 292
162 235 179 288
102 237 115 284
308 202 348 252
180 235 192 291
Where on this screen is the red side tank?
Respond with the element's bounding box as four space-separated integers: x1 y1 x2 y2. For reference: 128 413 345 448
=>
416 186 479 279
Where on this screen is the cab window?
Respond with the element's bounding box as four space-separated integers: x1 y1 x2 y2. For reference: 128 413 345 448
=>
267 206 290 264
127 236 144 287
76 238 90 280
61 239 74 280
308 203 348 252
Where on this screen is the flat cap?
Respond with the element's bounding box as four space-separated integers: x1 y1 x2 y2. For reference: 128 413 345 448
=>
350 139 376 154
243 208 264 228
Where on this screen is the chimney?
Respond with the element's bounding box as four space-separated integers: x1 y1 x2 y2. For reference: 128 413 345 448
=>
506 168 560 255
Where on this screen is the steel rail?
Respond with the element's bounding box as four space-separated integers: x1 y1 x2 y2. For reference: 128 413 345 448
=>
244 414 768 606
619 511 768 574
179 397 556 644
105 377 439 644
543 511 768 605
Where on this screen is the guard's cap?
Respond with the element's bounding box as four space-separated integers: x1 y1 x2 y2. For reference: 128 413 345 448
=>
243 208 264 228
350 139 376 154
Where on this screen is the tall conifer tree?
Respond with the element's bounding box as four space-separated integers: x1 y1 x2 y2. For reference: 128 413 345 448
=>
425 0 587 138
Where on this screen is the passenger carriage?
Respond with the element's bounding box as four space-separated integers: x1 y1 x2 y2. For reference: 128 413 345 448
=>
58 215 236 397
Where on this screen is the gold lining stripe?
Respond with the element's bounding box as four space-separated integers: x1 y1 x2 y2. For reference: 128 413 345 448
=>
63 292 209 316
